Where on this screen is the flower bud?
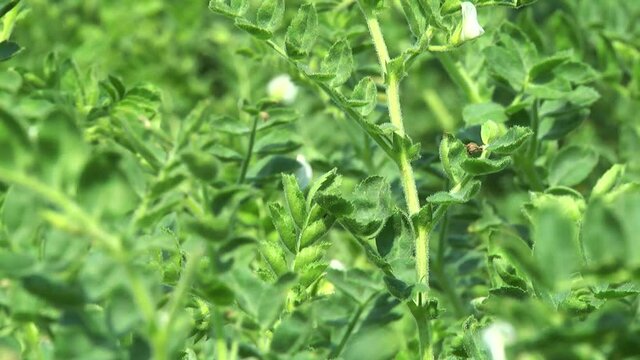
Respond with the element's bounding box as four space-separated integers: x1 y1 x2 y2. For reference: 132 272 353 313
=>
460 2 485 42
267 74 298 104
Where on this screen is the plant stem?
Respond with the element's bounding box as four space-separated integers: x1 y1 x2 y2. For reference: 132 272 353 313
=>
423 89 456 132
365 17 390 78
365 15 429 299
212 307 229 360
155 250 203 357
364 14 433 359
237 115 259 184
0 167 122 254
437 53 483 104
329 292 377 359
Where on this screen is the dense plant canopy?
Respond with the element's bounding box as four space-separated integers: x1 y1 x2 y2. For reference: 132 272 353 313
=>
1 0 640 359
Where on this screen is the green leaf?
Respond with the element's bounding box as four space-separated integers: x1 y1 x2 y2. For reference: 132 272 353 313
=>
285 3 318 59
307 168 339 205
271 312 312 354
549 146 599 186
463 102 508 126
461 157 511 175
0 0 20 19
358 0 385 15
349 77 377 116
299 215 334 249
342 326 400 360
539 101 590 140
528 52 571 82
591 164 625 199
77 151 139 218
208 0 249 17
251 156 301 181
260 240 288 276
485 126 532 154
423 0 443 25
582 199 626 269
210 144 243 162
439 133 468 184
529 195 583 289
0 107 30 168
0 40 20 61
298 262 327 289
481 120 507 145
318 39 353 87
426 180 481 205
256 0 285 31
213 115 250 135
293 244 326 271
181 151 219 182
268 202 298 253
257 273 297 329
375 215 400 259
0 250 36 278
399 0 427 38
282 174 307 228
483 46 527 91
554 61 599 85
254 129 302 155
567 86 600 107
234 17 272 39
387 57 406 80
22 275 86 308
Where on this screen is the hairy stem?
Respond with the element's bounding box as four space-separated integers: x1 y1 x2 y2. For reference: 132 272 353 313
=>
366 15 429 300
364 14 433 360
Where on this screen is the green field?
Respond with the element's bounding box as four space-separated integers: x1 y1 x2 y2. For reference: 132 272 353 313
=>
1 0 639 359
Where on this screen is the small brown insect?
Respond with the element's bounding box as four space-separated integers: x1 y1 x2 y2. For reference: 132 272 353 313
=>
465 142 483 156
259 111 270 121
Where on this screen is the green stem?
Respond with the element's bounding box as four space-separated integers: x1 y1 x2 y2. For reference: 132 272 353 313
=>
154 250 203 359
329 293 378 359
434 210 465 317
212 307 229 360
0 167 158 340
366 15 429 296
0 167 122 254
437 53 483 104
408 302 435 360
364 14 433 359
365 17 390 78
423 89 456 132
237 115 259 184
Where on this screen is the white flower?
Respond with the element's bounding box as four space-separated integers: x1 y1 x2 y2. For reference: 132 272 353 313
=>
267 74 298 104
295 154 313 189
329 259 346 271
460 2 485 42
481 321 516 360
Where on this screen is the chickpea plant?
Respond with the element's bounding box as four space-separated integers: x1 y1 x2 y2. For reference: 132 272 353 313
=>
1 0 640 359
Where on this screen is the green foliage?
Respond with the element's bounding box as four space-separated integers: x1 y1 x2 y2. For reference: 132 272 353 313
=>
1 0 639 359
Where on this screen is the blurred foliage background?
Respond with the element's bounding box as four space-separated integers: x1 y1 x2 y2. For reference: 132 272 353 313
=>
1 0 640 359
